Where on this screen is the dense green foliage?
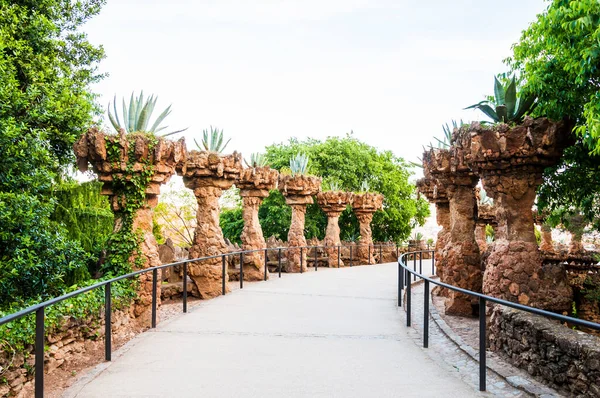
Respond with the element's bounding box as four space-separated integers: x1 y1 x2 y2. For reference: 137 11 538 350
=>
507 0 600 228
52 181 114 276
220 207 244 245
220 135 429 243
0 0 106 309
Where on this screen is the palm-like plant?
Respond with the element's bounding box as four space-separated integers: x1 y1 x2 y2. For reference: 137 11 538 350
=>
289 153 309 176
244 152 268 168
465 75 536 123
195 126 231 153
107 91 187 136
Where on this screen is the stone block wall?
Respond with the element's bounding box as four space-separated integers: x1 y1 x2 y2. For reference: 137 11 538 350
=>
0 309 135 397
489 305 600 397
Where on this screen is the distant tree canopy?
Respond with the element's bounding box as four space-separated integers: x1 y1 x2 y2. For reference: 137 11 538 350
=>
507 0 600 229
220 134 429 244
0 0 106 308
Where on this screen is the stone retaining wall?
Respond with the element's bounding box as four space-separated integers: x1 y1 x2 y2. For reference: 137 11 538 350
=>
489 305 600 397
0 309 135 397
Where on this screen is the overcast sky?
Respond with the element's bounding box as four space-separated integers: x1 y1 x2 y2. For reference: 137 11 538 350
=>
84 0 546 173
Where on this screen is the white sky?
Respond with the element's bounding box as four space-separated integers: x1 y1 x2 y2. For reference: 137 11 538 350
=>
85 0 546 173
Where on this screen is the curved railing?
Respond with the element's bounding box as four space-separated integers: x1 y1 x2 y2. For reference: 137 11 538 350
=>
0 242 400 398
398 249 600 392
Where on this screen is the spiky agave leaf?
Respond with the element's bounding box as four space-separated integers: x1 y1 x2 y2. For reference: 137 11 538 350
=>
244 153 268 168
108 91 186 136
289 152 309 176
493 76 505 106
199 126 231 153
504 78 517 118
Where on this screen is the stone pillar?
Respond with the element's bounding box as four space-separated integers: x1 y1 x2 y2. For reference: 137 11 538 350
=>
459 118 573 312
475 203 497 255
74 128 186 324
237 166 279 280
317 191 354 267
430 148 482 316
352 193 384 265
435 202 451 282
279 175 321 272
475 224 487 254
567 213 586 255
539 224 554 253
178 151 242 298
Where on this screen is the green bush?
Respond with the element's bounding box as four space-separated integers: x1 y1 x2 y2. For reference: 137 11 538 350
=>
0 193 90 308
220 207 244 244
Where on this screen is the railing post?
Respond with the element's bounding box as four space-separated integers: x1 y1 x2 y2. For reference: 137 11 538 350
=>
419 251 422 275
337 245 341 268
222 255 226 295
314 246 318 271
240 252 244 289
424 280 429 348
479 297 487 391
278 248 282 278
413 253 417 281
349 245 353 267
35 306 44 398
151 268 157 328
432 250 435 275
396 243 399 260
183 263 188 313
105 282 112 361
379 245 383 264
368 244 371 265
300 247 303 274
406 272 411 327
398 262 402 307
264 249 268 281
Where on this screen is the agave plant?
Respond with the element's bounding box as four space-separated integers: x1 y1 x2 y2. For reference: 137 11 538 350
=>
412 232 424 241
479 187 494 205
360 180 371 193
244 152 268 168
194 126 231 153
465 75 536 124
289 153 309 176
324 178 342 191
107 91 187 136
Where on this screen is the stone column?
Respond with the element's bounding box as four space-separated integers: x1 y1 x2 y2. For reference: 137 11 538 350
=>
237 167 279 280
352 193 384 265
178 150 242 298
74 128 186 324
567 213 586 255
279 175 321 272
430 148 482 316
539 224 554 253
475 203 497 255
317 191 353 267
459 118 573 312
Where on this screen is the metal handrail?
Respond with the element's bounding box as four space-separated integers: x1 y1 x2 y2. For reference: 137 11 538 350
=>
0 242 402 398
398 249 600 392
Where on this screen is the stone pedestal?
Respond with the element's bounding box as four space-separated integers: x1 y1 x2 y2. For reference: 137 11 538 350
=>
458 118 573 312
74 128 186 323
279 175 321 272
567 213 586 255
417 152 450 286
475 203 497 254
430 148 482 316
317 191 354 267
178 150 242 298
540 224 554 252
237 167 279 280
352 193 384 265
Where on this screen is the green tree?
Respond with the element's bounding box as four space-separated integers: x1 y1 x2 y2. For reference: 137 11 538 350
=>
507 0 600 229
220 134 429 243
220 208 244 245
0 0 106 308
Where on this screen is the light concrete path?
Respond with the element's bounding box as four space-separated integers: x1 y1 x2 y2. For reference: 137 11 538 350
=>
66 262 482 398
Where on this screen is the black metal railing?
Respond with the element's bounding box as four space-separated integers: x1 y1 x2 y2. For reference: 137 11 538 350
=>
398 249 600 392
0 242 400 398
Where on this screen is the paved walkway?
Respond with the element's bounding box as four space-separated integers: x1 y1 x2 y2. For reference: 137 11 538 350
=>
65 263 482 397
